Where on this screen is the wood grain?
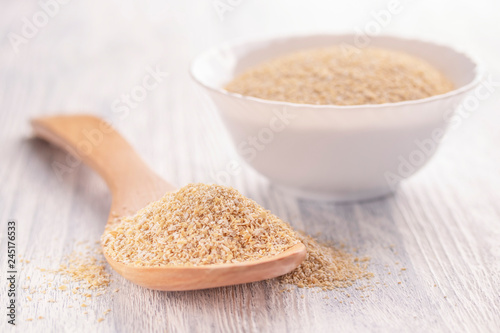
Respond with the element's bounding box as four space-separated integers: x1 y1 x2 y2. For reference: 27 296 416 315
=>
1 0 499 332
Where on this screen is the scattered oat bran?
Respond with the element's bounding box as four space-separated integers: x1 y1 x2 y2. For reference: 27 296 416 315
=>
19 243 113 318
102 184 300 266
279 233 373 290
225 47 454 105
55 248 111 290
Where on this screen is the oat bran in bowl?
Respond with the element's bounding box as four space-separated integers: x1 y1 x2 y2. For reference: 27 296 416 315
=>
190 34 480 201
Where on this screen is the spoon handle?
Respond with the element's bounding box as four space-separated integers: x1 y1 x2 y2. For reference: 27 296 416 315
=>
31 115 175 219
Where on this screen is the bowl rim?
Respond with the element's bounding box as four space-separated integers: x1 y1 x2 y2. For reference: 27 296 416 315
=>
190 33 482 110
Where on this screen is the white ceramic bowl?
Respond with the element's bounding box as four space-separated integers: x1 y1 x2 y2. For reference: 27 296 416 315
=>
190 34 480 201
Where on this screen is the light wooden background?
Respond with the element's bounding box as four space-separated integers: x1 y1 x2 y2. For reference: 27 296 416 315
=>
1 0 499 332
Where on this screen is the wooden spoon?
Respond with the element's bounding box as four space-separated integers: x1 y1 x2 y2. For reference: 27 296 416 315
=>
31 114 306 291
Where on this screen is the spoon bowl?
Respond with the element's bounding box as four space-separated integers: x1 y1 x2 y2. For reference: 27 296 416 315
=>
31 114 306 291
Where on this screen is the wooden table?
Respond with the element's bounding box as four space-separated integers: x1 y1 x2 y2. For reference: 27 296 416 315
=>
1 1 499 332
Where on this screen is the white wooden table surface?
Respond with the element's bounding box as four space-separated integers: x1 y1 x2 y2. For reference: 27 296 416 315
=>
1 0 499 332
